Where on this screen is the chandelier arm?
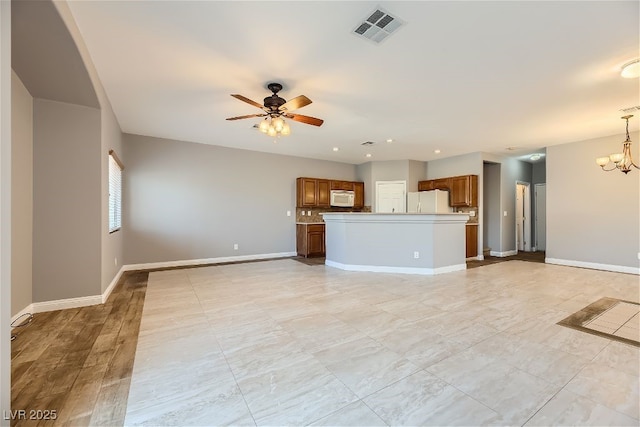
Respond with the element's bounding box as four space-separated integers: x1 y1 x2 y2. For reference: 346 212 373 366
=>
599 164 619 172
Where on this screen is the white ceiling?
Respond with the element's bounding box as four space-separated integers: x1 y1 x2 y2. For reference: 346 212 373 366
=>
66 1 639 165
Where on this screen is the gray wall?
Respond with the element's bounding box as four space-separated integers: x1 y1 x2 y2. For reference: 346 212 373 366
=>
33 99 102 301
425 152 483 180
407 160 425 192
11 71 32 316
483 162 501 252
530 160 546 245
100 103 123 292
123 134 356 264
532 161 546 185
356 160 427 211
547 132 640 269
356 161 373 207
1 0 12 419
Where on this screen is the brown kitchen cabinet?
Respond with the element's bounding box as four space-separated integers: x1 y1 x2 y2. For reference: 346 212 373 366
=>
418 175 477 207
296 178 330 207
450 175 478 207
433 178 452 191
418 180 434 191
466 224 478 258
330 180 354 191
296 223 325 257
353 182 364 209
418 178 451 192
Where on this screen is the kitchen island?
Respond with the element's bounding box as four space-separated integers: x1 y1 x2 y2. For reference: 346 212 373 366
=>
321 212 469 275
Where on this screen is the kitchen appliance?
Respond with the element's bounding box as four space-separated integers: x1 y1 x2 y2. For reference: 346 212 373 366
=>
407 190 453 213
330 190 355 207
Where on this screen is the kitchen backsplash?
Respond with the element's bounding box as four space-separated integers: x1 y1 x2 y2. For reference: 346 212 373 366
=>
296 206 370 223
455 206 479 223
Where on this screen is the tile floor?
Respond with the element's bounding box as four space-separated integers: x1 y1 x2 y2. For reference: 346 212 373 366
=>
124 259 640 426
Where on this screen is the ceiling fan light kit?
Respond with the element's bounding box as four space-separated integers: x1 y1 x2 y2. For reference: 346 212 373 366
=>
621 59 640 79
596 115 639 174
226 82 324 138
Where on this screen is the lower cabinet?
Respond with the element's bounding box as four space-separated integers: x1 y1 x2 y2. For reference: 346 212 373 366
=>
296 223 325 257
465 224 478 258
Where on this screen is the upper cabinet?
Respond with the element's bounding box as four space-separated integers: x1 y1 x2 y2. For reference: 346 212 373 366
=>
450 175 478 207
297 178 330 207
417 174 478 207
296 177 365 208
353 182 364 209
330 180 354 191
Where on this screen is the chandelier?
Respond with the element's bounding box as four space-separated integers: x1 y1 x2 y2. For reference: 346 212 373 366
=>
258 115 291 137
596 115 639 174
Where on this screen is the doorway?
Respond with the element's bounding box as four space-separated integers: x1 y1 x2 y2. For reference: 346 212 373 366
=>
534 183 546 251
515 182 531 252
375 181 406 213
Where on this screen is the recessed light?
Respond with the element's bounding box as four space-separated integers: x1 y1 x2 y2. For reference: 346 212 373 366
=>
332 147 339 152
434 149 441 154
386 139 394 143
365 153 372 158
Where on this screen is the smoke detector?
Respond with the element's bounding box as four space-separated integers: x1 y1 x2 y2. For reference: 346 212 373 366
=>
353 7 405 44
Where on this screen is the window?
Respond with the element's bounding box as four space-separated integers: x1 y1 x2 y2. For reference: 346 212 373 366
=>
108 150 123 233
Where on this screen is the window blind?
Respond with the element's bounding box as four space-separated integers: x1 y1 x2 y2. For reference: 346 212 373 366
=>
108 152 122 233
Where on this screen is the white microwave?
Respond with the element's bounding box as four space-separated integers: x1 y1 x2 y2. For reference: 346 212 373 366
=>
330 190 355 207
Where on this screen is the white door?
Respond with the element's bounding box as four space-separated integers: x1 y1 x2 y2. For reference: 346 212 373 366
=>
535 184 546 251
376 181 406 213
516 182 531 252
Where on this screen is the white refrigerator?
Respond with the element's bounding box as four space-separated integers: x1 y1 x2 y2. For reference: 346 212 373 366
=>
407 190 453 213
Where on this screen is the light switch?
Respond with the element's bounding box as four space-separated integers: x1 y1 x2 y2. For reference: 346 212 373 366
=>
286 210 291 217
503 211 508 217
301 211 305 216
469 211 476 217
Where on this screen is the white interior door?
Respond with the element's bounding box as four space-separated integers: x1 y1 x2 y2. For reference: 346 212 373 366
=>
535 183 546 251
516 182 531 252
376 181 406 213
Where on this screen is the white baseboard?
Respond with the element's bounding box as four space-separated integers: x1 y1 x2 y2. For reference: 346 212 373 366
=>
123 252 297 272
32 294 103 313
466 255 483 261
545 258 640 275
325 259 466 275
490 250 518 257
102 266 125 303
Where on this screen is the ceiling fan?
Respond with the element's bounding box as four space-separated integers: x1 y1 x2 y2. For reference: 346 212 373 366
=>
226 83 324 136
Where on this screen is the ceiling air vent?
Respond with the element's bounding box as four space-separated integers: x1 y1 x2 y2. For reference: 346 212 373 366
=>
361 141 375 146
353 7 405 44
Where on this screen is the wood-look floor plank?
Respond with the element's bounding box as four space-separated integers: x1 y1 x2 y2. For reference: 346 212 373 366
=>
11 271 149 427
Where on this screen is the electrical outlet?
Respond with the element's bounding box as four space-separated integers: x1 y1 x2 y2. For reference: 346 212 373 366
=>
301 211 305 216
233 243 238 250
413 251 420 259
307 210 312 216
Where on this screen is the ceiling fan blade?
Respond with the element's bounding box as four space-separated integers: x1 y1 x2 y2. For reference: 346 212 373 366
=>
284 113 324 127
279 95 312 112
230 94 265 110
226 113 266 121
